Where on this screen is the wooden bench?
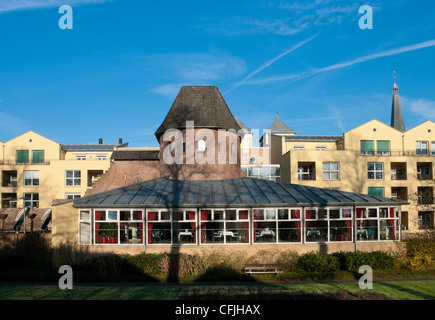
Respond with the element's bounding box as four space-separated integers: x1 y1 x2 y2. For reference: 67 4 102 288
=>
244 263 283 274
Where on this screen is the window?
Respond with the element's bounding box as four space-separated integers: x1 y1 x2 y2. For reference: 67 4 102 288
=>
368 162 383 180
377 141 390 156
97 155 107 160
198 139 206 152
298 162 315 180
65 170 81 186
418 212 434 230
360 140 374 155
23 193 39 208
316 146 327 151
417 163 433 180
293 145 305 151
76 155 86 160
416 141 428 156
32 150 44 164
65 193 81 199
79 210 91 244
95 209 144 244
323 162 339 180
432 142 435 156
16 150 29 164
253 208 302 243
200 209 249 244
24 171 39 186
368 187 384 197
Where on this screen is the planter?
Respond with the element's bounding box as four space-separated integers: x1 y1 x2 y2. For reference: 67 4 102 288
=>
338 235 345 241
109 237 116 244
101 237 108 244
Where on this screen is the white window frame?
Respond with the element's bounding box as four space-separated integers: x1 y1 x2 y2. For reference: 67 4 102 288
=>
24 170 39 186
65 193 81 200
416 141 428 156
368 162 384 180
323 162 339 180
78 210 91 245
65 170 81 186
23 193 39 208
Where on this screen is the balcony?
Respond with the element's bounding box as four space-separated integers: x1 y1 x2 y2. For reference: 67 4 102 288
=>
1 170 18 187
391 163 407 180
298 162 316 181
417 163 433 180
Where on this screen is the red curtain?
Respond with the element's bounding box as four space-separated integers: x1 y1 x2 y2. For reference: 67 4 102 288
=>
292 210 301 241
253 210 261 242
147 212 156 243
389 208 396 240
188 211 196 243
345 220 352 240
95 210 101 243
240 210 249 242
138 211 143 243
200 210 208 243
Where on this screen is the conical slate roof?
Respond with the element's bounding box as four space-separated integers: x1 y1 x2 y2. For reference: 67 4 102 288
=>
391 82 405 132
154 86 241 138
268 116 295 134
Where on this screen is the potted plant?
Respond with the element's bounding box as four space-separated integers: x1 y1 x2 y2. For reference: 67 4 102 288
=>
98 222 118 243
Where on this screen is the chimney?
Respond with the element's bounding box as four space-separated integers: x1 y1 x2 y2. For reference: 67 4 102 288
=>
119 138 123 144
99 138 103 144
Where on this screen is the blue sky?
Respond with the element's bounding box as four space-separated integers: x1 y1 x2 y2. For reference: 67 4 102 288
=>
0 0 434 147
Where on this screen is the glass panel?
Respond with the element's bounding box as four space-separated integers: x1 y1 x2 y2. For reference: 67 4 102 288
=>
226 210 237 220
253 209 264 220
278 221 301 242
173 221 196 244
80 210 90 221
226 222 248 243
79 222 91 244
342 209 352 218
16 150 29 164
266 209 276 220
32 150 44 164
330 220 352 241
318 209 327 219
161 211 170 220
132 211 142 220
148 222 171 244
329 209 340 219
202 221 225 243
305 221 327 242
120 222 143 244
96 222 118 244
278 209 289 220
107 210 117 221
173 211 183 220
254 221 276 243
120 211 131 221
213 210 224 220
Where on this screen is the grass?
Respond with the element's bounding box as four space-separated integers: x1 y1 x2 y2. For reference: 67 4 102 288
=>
1 279 434 300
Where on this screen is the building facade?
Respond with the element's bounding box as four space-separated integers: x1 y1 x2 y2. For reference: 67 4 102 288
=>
49 86 404 255
266 82 434 234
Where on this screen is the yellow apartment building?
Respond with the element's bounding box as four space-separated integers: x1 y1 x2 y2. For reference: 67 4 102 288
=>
0 131 128 231
264 81 434 234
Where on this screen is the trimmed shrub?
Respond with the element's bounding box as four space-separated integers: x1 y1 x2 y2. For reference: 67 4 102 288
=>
332 251 394 271
296 251 340 273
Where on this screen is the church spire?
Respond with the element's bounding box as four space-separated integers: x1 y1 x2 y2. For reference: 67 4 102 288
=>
390 71 405 132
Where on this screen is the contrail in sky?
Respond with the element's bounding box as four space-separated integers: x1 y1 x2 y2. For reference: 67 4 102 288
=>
226 34 318 93
245 39 435 85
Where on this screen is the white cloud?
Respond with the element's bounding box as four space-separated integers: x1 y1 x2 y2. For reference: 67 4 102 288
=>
401 96 435 120
0 0 111 13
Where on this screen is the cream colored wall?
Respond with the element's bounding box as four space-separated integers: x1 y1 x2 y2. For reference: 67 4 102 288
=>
52 202 78 246
1 131 112 209
274 119 435 233
2 131 61 163
283 141 339 152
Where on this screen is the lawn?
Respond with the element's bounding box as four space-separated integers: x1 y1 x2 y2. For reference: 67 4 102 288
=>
1 279 434 300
